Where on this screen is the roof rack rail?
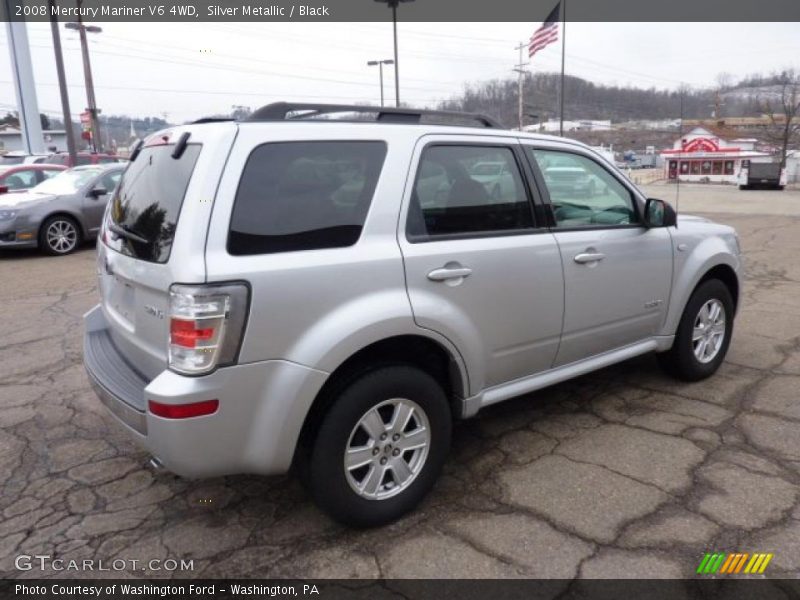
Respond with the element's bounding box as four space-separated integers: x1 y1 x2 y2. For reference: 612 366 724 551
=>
191 117 235 124
247 102 503 129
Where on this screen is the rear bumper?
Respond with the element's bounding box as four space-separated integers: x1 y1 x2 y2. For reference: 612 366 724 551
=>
83 304 329 478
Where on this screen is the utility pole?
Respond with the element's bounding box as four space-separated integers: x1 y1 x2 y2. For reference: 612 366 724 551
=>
710 90 726 119
49 0 77 164
513 42 529 130
65 2 102 153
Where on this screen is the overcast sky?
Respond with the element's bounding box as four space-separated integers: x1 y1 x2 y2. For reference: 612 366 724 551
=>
1 22 798 124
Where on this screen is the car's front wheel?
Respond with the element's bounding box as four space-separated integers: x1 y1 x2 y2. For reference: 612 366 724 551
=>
305 365 451 527
39 215 81 256
658 279 734 381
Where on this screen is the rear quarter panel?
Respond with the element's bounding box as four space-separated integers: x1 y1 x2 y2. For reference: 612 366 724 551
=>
204 123 423 371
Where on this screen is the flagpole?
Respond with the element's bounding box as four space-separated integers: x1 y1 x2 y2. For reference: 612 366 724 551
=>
559 0 566 136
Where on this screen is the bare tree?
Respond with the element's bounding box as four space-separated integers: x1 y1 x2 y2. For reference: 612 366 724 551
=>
758 69 800 167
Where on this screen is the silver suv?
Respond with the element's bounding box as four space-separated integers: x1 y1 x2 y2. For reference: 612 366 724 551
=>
84 103 741 527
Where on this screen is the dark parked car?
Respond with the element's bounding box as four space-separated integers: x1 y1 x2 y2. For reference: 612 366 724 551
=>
0 164 125 255
0 164 67 194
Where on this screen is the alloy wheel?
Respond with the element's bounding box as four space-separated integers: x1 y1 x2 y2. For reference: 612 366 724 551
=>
344 398 430 500
692 298 726 363
46 219 78 254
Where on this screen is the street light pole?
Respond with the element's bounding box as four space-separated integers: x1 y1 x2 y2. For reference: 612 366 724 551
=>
65 6 102 153
375 0 414 107
367 59 394 107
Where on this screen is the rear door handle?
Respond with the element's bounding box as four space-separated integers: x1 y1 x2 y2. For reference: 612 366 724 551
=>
427 266 473 281
573 252 606 264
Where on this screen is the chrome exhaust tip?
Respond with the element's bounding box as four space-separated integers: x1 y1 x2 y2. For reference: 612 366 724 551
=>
148 456 165 472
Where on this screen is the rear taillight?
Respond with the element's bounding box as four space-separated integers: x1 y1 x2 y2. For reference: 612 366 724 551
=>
168 283 249 375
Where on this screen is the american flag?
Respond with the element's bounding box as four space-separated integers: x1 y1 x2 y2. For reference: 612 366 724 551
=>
528 3 560 58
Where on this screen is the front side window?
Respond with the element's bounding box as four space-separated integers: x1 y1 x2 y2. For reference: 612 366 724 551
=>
530 148 639 228
407 145 533 240
228 141 387 255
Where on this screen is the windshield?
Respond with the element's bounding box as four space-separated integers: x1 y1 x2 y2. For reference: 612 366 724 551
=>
32 168 103 195
108 144 201 263
0 156 25 165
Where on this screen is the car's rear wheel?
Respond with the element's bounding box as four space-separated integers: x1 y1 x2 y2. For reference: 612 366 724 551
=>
658 279 734 381
305 365 451 527
39 216 81 256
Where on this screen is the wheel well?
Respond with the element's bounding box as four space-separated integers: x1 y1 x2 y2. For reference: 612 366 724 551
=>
697 264 739 311
294 335 465 464
40 212 85 239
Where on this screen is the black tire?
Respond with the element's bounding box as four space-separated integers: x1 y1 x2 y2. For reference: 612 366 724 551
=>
739 185 748 191
39 215 81 256
658 279 734 381
304 365 451 527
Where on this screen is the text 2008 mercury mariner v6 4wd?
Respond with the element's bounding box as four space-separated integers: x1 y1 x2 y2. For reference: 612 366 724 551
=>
84 103 741 526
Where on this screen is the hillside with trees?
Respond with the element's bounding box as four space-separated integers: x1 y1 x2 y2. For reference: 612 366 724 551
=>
437 72 792 128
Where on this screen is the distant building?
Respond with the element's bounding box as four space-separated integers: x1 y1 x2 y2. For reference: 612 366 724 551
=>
0 125 68 153
661 126 771 184
683 116 788 130
525 119 612 133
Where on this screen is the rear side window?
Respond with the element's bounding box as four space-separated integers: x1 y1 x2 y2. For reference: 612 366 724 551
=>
109 144 201 263
228 141 387 255
407 145 533 240
75 156 92 166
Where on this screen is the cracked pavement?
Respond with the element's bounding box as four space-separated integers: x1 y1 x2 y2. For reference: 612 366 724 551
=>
1 186 799 580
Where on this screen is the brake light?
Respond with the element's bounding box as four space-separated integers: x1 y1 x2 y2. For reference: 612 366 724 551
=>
149 399 218 419
168 283 249 375
170 319 215 348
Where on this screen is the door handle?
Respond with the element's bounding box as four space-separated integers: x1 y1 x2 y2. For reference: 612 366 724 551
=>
427 266 473 281
573 252 606 264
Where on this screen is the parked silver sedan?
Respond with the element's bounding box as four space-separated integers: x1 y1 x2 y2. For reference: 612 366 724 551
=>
0 164 125 255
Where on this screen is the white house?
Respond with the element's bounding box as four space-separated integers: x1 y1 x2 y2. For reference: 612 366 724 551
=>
661 127 771 184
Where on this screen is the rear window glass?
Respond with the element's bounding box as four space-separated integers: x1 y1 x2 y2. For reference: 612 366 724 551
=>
228 141 387 255
109 144 201 263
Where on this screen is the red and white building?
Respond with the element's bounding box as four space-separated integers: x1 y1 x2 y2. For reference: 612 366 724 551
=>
662 127 770 184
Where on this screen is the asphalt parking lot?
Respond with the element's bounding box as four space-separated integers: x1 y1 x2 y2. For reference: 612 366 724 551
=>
1 184 799 580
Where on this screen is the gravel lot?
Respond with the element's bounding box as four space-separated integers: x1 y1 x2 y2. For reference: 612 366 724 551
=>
1 185 799 579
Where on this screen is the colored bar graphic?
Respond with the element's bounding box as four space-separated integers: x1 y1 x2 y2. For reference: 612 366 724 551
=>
720 553 736 573
698 552 773 575
758 554 774 574
696 553 712 574
733 553 749 573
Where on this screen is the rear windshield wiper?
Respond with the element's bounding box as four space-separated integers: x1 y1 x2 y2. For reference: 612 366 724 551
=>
108 222 150 245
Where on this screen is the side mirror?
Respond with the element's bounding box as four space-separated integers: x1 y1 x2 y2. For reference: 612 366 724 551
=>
644 197 677 228
0 185 8 194
88 186 108 198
